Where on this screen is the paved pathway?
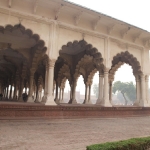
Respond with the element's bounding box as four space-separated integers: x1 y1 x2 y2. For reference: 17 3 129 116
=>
0 117 150 150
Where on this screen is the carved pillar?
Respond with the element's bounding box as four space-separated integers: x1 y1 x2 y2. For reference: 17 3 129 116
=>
27 72 34 102
88 85 92 104
42 63 48 102
70 88 72 102
59 87 62 101
109 80 113 102
101 69 111 107
60 87 64 103
145 75 149 104
6 84 9 99
54 82 59 103
9 84 13 100
96 74 104 104
13 83 18 100
134 75 140 105
6 87 8 98
18 78 24 101
44 60 56 105
84 84 88 104
70 81 77 104
3 88 5 98
139 74 147 106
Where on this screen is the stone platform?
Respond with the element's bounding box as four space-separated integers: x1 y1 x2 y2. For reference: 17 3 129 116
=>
1 102 150 119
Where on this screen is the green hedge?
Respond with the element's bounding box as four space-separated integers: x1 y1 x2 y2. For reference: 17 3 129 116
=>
86 137 150 150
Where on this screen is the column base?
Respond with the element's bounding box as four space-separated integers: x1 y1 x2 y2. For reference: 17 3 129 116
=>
55 98 60 104
97 99 112 107
96 99 102 104
139 100 150 107
133 100 140 106
27 96 34 103
72 99 78 104
43 95 57 105
68 99 77 104
84 100 93 104
41 95 46 103
35 99 40 103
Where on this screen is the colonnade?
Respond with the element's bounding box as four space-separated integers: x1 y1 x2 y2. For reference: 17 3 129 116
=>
0 64 150 107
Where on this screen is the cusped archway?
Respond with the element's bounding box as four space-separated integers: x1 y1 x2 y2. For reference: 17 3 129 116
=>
0 24 47 102
109 51 142 79
109 51 142 106
54 40 104 104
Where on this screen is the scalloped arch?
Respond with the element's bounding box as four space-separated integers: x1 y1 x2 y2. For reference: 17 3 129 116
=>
74 55 93 82
110 51 142 76
86 68 98 85
60 40 103 64
0 24 46 49
57 64 71 86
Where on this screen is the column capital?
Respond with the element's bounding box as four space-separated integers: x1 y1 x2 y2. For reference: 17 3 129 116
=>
99 73 104 77
145 75 149 82
140 74 145 79
104 68 110 73
49 59 56 68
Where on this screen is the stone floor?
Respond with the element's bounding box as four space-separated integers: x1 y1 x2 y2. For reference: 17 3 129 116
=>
0 117 150 150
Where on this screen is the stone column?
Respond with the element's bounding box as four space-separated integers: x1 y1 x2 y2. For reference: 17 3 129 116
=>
69 88 72 102
18 79 24 101
88 85 92 104
27 73 34 102
35 86 39 103
134 75 140 105
44 60 56 105
13 83 18 100
59 87 62 102
3 88 5 98
145 75 149 104
42 64 48 102
101 69 111 107
60 88 64 103
109 81 112 102
54 82 59 103
6 86 8 99
96 74 104 104
139 74 147 106
71 82 77 104
84 84 88 104
9 85 12 100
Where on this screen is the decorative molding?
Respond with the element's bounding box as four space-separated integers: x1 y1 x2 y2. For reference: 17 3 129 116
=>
74 11 83 26
110 38 143 51
93 16 101 30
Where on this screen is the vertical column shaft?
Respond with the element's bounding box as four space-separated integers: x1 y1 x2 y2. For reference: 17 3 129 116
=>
145 75 149 103
109 81 112 101
44 60 56 105
136 76 140 103
141 75 145 100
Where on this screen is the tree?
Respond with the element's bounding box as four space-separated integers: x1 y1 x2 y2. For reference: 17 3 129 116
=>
93 83 99 98
112 81 136 105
